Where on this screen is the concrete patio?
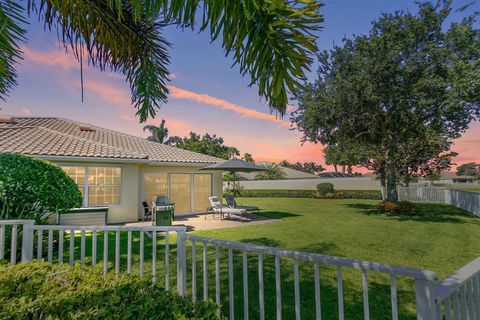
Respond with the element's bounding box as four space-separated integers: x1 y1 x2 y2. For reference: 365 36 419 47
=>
126 212 279 232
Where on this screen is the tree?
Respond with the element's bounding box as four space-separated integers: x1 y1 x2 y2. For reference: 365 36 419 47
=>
457 162 479 176
169 132 239 160
279 160 325 174
1 0 323 121
0 154 82 222
143 119 169 143
255 163 287 180
242 153 254 163
293 2 480 200
323 143 371 174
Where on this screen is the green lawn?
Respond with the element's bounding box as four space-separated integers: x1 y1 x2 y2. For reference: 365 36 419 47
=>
60 198 479 320
447 184 480 192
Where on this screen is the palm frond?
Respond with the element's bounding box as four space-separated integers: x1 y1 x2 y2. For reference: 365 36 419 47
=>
28 0 171 122
0 0 27 100
159 0 324 115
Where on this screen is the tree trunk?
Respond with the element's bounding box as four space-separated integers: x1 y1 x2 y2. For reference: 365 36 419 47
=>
341 165 346 174
334 165 338 172
385 157 398 201
347 165 352 175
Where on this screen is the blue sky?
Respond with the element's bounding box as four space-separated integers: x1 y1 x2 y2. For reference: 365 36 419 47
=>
1 0 479 169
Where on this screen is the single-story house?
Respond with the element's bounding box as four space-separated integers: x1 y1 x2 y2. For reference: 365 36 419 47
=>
0 116 223 223
237 161 319 180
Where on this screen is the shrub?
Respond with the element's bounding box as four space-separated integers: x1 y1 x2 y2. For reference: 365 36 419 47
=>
0 154 82 222
240 189 317 198
333 190 382 200
316 183 334 196
0 262 221 319
378 200 420 216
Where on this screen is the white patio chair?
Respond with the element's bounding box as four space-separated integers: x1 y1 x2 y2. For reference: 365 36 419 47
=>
207 196 246 220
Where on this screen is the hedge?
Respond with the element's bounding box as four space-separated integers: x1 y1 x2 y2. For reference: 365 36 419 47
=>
0 262 221 319
239 189 382 200
240 189 317 198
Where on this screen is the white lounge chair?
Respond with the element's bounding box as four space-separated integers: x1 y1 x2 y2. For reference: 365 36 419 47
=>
207 196 246 220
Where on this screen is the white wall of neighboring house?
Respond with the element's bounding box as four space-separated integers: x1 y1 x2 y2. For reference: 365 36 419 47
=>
235 177 381 191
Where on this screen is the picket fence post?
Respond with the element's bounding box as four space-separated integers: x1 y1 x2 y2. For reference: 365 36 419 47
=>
21 221 35 262
176 230 187 296
415 278 437 320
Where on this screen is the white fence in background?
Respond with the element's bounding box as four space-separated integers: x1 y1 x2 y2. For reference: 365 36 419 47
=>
446 189 480 217
1 219 480 319
382 187 480 216
382 187 446 202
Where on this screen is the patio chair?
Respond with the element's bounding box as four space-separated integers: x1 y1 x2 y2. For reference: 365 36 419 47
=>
142 201 153 221
224 194 260 215
207 196 246 220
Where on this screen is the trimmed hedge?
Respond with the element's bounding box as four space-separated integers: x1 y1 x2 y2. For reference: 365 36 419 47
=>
240 189 382 200
334 190 382 200
0 262 221 319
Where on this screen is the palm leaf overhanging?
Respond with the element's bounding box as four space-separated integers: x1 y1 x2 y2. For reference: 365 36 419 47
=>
0 0 26 100
1 0 323 122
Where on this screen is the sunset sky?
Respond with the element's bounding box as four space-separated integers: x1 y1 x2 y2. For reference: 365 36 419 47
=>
1 0 479 171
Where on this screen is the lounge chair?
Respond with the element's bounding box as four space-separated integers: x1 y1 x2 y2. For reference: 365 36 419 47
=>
224 194 260 213
207 196 246 220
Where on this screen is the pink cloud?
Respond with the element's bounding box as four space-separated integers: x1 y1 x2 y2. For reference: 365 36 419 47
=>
21 46 79 70
82 79 130 108
167 85 290 127
20 108 32 116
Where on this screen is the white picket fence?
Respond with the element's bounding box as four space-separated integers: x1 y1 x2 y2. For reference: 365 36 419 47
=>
1 219 479 319
382 187 446 202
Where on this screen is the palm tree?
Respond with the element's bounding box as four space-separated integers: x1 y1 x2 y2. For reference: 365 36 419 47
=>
0 0 323 122
255 163 286 180
143 119 169 143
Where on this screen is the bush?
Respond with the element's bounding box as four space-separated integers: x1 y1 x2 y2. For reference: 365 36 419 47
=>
0 154 82 222
240 189 317 198
239 189 382 199
0 262 221 319
333 190 382 200
316 183 334 196
378 200 420 216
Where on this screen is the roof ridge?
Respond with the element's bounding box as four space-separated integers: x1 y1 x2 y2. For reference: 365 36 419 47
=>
3 125 149 159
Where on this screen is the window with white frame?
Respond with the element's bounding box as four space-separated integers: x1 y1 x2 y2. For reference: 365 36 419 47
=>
61 166 121 206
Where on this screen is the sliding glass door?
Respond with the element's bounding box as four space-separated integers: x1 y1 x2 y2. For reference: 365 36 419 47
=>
143 173 168 205
193 174 212 212
169 173 192 213
143 172 213 214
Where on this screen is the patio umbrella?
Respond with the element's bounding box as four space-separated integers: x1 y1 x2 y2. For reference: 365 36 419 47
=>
199 158 267 193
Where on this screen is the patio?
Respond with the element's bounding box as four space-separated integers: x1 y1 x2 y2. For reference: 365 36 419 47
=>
126 212 279 232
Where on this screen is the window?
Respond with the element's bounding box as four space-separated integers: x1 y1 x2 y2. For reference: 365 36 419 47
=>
61 166 121 206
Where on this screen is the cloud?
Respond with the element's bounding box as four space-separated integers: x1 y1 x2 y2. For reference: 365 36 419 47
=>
167 85 290 127
21 46 79 70
82 79 130 108
20 108 32 116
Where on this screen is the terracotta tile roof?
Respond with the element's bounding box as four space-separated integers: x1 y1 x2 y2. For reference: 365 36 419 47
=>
0 117 221 164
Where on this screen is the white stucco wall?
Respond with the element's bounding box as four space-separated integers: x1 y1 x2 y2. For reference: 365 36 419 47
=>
54 161 222 223
236 177 381 191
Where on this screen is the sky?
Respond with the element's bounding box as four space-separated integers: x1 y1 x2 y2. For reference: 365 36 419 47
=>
1 0 479 171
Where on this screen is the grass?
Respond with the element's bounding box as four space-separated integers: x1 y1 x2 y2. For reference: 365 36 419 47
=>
447 184 480 192
42 198 479 320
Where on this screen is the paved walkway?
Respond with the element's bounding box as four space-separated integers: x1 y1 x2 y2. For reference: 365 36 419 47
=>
126 213 278 232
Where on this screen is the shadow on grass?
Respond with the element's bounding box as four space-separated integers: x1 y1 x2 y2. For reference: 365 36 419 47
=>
257 210 300 220
344 202 478 224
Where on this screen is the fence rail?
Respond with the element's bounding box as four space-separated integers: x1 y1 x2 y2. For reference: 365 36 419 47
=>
1 219 479 319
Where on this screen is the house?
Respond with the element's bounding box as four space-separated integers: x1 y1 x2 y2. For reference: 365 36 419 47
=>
0 116 223 223
237 161 319 180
